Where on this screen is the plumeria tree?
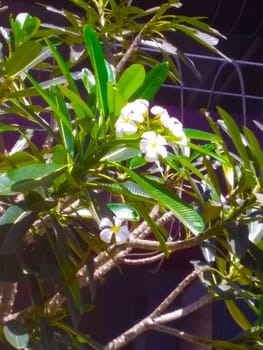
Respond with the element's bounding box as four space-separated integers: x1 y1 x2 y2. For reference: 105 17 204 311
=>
0 1 262 349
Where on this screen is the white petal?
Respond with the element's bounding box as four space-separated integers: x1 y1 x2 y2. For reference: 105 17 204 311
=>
115 226 129 244
113 216 123 227
100 228 113 243
151 105 166 115
140 138 150 153
145 149 159 162
141 131 156 142
156 134 168 146
158 146 168 159
99 217 113 228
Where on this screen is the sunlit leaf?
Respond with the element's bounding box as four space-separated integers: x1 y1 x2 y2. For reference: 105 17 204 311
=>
225 300 252 331
84 25 108 117
131 62 169 100
117 64 145 101
126 169 204 234
0 163 65 195
3 41 43 77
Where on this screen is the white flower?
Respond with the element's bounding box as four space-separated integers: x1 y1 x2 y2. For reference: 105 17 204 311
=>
99 216 129 245
151 105 187 145
115 99 149 137
140 131 168 162
115 117 138 137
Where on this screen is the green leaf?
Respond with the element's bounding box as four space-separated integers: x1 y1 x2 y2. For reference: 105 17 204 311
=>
184 128 221 142
243 126 263 175
225 300 252 331
0 205 36 254
216 106 251 169
26 74 73 133
117 64 145 101
49 219 82 312
126 169 204 234
107 82 126 120
107 203 139 221
50 86 75 158
10 13 41 46
46 39 79 94
58 85 94 120
3 321 30 349
0 163 65 195
101 147 140 162
3 41 43 77
131 62 169 100
0 123 19 132
84 25 108 117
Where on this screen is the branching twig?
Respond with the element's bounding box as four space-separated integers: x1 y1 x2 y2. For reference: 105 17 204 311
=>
106 270 211 350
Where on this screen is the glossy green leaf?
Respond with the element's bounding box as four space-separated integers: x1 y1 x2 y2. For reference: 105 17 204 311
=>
3 41 42 77
26 74 73 133
101 147 140 162
131 62 169 100
117 64 145 101
58 85 94 119
107 203 139 221
3 321 30 349
84 25 108 116
107 82 126 120
0 123 18 132
188 142 232 166
225 300 252 331
50 86 75 158
243 126 263 175
126 169 205 234
0 163 64 195
217 106 251 169
0 205 36 254
185 128 221 142
10 13 41 46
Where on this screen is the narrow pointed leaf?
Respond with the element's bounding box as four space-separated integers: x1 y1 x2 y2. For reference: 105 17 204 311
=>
126 169 204 234
243 126 263 175
225 300 252 331
216 106 251 169
84 25 108 116
46 39 79 94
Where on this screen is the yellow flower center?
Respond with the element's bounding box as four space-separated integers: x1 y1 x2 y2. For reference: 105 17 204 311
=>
124 116 131 123
151 142 157 149
112 225 120 234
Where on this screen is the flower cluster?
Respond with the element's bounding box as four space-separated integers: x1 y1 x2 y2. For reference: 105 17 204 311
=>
100 100 187 245
115 99 187 163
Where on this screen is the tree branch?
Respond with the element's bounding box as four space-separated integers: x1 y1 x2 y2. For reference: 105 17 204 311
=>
106 270 210 350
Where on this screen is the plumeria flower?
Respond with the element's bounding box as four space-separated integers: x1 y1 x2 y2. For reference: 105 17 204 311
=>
99 216 129 245
140 131 168 162
115 99 149 137
151 105 187 145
